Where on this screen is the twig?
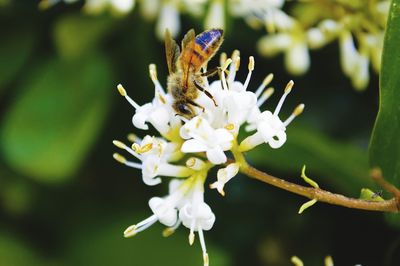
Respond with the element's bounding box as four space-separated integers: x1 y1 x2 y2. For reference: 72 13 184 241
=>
240 164 399 213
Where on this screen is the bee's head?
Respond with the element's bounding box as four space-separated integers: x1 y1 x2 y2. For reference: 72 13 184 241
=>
174 102 195 118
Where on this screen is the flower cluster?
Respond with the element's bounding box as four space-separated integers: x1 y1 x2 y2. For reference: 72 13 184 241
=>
113 50 304 265
254 0 389 90
40 0 388 89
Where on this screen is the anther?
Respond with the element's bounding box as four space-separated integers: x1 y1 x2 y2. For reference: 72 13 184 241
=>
248 56 255 71
149 64 158 82
221 58 232 71
117 84 127 96
257 87 275 107
186 157 206 170
113 153 127 164
123 225 137 238
113 140 127 149
219 52 227 67
189 232 195 245
284 80 294 94
255 73 274 98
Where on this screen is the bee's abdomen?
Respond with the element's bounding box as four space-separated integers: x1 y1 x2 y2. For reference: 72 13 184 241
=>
189 29 224 70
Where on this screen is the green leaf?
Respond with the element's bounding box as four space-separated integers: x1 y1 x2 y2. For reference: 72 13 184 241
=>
247 124 372 195
0 25 35 93
53 14 114 60
0 54 113 183
369 0 400 187
369 0 400 228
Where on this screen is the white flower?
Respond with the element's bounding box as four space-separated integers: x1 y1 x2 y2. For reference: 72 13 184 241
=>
240 80 304 151
124 179 187 237
113 135 191 186
180 117 233 164
115 49 305 266
156 1 180 39
210 163 239 196
84 0 135 14
179 178 215 266
205 0 225 30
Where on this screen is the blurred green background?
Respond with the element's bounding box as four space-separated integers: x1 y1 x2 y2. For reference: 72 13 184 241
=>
0 1 399 266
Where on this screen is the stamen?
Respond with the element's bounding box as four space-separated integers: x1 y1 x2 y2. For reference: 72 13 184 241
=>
243 56 254 90
113 153 142 169
124 215 158 237
186 157 206 170
220 58 232 91
224 123 235 131
274 80 294 116
283 103 304 126
127 133 140 143
149 64 166 96
291 256 304 266
113 153 126 164
228 50 240 84
162 220 181 237
117 84 140 109
257 87 274 107
324 256 334 266
132 143 153 154
219 52 227 67
189 220 196 245
255 73 274 98
113 140 142 160
198 228 209 266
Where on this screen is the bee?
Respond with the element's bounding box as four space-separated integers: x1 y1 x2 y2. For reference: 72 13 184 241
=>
165 28 224 118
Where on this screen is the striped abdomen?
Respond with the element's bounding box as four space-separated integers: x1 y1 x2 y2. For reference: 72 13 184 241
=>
186 29 224 72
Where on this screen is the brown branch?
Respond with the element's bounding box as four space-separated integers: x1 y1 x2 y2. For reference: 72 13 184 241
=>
240 164 399 213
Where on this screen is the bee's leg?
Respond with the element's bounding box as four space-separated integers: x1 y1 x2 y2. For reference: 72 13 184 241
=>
194 81 218 107
201 67 229 78
187 99 205 113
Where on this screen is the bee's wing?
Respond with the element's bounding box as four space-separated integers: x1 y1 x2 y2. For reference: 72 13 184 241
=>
178 29 196 91
165 29 180 74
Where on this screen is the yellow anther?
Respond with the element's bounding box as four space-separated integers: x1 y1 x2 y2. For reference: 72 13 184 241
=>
235 56 241 71
263 73 274 86
189 232 195 245
113 153 127 164
123 225 137 238
139 143 153 153
262 87 275 98
221 58 233 71
186 157 205 170
248 56 255 71
284 80 294 94
131 143 141 152
298 199 318 214
203 253 209 266
231 50 240 60
293 104 305 117
162 227 175 237
324 256 334 266
113 140 127 149
301 165 319 188
149 64 158 81
117 84 127 96
219 52 227 67
127 133 138 142
224 123 235 131
291 256 304 266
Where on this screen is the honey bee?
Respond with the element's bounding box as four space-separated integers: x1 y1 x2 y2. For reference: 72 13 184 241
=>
165 28 224 118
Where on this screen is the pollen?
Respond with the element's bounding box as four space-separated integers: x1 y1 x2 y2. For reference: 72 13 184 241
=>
117 84 127 96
